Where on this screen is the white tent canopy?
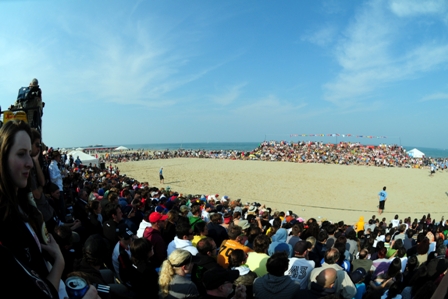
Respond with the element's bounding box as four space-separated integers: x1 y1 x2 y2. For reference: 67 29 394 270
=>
114 146 129 151
75 147 84 151
67 150 99 167
407 148 425 158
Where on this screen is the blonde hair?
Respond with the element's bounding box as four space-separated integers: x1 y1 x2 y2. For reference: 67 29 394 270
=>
158 249 192 298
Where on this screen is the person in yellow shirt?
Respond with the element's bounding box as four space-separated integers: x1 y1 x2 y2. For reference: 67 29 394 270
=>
192 221 208 247
217 225 253 268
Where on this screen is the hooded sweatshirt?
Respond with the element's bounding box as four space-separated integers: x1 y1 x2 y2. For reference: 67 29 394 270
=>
253 274 301 299
167 236 199 256
268 228 293 257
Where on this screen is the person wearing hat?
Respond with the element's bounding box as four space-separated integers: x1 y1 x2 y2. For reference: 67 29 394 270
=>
159 249 200 299
112 223 134 286
285 240 315 289
350 268 367 299
202 267 246 299
143 211 168 267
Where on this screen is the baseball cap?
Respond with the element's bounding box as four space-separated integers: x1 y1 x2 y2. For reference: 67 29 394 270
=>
203 268 239 290
117 223 134 240
149 212 168 223
350 268 367 284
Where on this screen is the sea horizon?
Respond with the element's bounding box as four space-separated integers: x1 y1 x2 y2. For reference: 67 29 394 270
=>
64 141 448 159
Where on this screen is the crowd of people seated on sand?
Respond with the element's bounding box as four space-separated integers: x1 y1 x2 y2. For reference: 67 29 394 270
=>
3 121 448 298
100 141 448 171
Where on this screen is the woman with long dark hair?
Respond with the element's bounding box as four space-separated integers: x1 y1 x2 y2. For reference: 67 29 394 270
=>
0 120 64 297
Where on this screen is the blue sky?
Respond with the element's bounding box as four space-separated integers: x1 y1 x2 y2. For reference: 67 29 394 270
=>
1 0 448 149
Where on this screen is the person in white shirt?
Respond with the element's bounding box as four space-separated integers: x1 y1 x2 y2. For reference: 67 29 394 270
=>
285 240 315 289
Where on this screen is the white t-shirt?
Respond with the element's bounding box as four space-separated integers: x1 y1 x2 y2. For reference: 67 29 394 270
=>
284 257 315 289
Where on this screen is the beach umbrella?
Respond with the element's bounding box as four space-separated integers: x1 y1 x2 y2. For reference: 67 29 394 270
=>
114 146 129 151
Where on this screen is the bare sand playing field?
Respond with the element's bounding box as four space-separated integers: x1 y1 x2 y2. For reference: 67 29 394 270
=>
117 158 448 225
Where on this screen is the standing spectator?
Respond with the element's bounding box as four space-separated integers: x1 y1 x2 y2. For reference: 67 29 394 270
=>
112 224 134 285
378 186 387 215
159 167 164 184
48 150 66 219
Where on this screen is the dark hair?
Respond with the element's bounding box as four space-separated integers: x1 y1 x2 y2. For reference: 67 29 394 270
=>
229 249 246 268
326 224 337 235
266 252 288 276
105 203 121 220
0 121 43 240
228 225 242 240
253 234 271 253
387 258 402 278
193 221 207 235
196 237 215 255
417 239 430 255
175 221 192 239
130 238 153 264
30 128 41 143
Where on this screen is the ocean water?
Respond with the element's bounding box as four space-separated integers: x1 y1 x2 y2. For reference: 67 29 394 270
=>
103 142 448 158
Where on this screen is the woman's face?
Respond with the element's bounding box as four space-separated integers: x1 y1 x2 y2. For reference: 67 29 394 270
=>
8 130 32 189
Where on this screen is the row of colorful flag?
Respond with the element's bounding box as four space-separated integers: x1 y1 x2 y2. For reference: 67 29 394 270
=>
290 134 388 138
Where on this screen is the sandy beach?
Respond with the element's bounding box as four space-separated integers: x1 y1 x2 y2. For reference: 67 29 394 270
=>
117 158 448 225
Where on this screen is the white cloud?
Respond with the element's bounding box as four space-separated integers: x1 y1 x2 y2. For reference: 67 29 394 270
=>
302 25 337 47
389 0 448 17
210 83 247 106
323 0 448 109
420 92 448 102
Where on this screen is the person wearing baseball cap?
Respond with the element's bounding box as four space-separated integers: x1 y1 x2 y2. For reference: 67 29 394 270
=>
143 211 168 267
202 268 246 299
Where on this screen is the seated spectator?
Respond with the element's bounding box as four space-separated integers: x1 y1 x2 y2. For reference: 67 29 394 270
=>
350 268 367 299
162 210 179 245
191 221 208 247
159 249 200 299
268 228 293 257
192 237 221 296
128 238 159 299
167 218 198 256
218 225 253 268
246 234 271 277
352 248 373 274
253 252 301 299
229 249 257 299
309 248 357 299
285 240 315 289
286 223 303 248
297 268 338 298
189 204 204 230
143 211 168 267
207 213 229 248
202 268 245 299
112 224 133 285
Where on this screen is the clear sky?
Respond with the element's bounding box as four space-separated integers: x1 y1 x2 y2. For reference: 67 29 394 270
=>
1 0 448 149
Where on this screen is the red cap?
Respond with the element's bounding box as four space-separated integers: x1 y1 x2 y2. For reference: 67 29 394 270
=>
149 212 168 223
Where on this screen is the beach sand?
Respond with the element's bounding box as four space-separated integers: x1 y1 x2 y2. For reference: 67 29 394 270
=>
117 158 448 225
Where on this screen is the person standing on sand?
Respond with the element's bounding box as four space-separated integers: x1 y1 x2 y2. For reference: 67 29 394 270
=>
159 167 164 184
378 186 387 215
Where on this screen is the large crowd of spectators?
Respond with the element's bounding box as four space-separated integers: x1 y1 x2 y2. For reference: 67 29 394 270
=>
23 138 448 299
102 141 448 171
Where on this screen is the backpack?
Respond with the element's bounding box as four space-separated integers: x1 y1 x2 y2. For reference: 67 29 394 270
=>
17 86 31 102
